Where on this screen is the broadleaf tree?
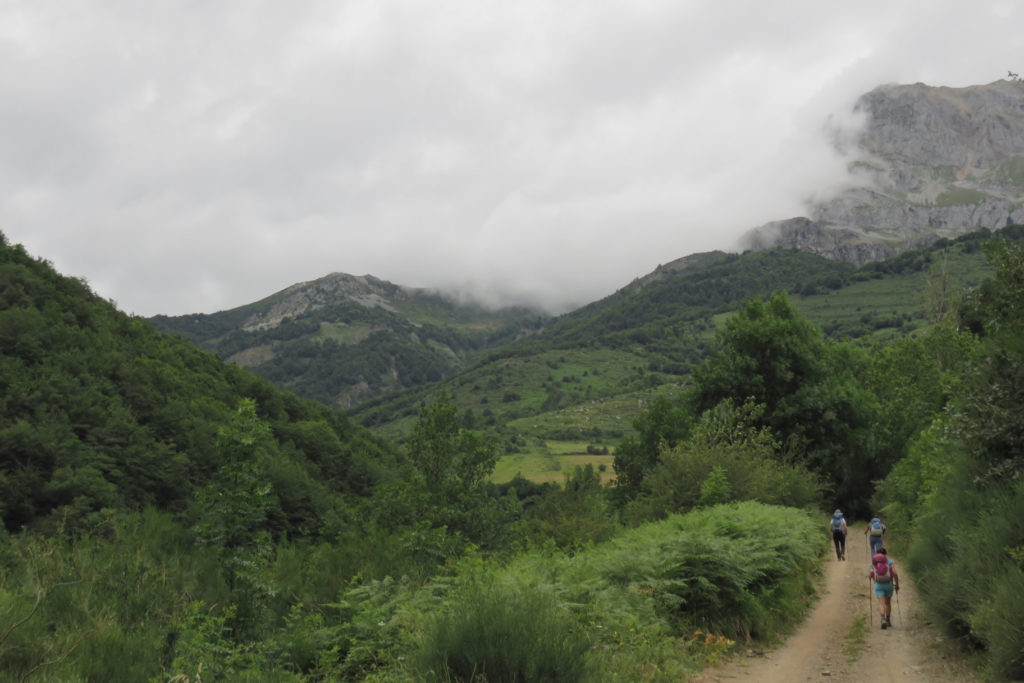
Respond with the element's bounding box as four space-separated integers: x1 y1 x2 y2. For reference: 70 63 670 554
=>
689 293 878 512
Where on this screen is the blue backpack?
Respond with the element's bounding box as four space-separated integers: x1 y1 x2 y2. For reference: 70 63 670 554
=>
869 518 884 537
831 513 845 532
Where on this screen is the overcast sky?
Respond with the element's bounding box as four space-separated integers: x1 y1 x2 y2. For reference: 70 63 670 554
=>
2 1 1021 316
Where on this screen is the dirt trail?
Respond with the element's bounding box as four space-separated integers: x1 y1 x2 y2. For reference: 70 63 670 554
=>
698 527 977 682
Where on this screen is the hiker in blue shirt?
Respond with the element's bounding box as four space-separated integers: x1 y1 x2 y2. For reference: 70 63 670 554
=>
870 547 900 629
828 509 848 561
864 514 887 554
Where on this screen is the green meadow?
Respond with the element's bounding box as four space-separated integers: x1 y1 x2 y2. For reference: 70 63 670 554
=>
492 439 617 484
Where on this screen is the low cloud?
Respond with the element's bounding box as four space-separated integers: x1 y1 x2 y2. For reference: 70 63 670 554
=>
1 0 1020 315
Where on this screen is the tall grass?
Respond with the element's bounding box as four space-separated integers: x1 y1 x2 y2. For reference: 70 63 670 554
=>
415 582 589 682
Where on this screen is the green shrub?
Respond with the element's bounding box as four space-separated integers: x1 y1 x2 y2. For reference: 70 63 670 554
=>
627 408 822 523
629 503 820 640
700 466 732 506
413 582 588 682
970 564 1024 680
908 471 1024 679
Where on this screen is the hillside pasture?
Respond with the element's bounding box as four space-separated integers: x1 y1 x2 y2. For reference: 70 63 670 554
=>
507 385 683 440
446 348 660 419
794 244 993 339
493 439 617 485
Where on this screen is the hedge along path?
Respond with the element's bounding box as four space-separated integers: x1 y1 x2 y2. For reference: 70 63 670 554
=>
699 524 977 682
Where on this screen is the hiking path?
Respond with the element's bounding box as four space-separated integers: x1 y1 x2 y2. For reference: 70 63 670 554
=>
697 525 977 682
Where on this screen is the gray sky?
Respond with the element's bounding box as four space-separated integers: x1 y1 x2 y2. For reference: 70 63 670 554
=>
2 1 1021 316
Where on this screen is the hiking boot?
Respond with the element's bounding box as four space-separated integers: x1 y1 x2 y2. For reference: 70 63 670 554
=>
881 620 887 630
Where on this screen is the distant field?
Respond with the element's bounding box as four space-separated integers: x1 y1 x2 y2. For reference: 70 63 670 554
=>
492 439 617 485
506 385 683 440
794 249 993 339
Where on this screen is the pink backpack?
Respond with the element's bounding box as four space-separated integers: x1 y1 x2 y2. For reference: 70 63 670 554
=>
872 553 892 583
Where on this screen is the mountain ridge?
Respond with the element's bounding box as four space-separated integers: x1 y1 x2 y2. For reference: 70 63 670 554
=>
150 77 1024 432
150 270 549 408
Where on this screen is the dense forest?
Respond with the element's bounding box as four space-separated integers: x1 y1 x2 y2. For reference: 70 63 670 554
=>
2 227 1024 680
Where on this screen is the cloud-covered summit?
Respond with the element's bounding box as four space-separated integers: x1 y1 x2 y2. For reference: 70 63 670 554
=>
2 0 1021 316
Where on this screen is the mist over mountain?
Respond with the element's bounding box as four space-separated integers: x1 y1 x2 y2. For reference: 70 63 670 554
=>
742 78 1024 262
149 78 1024 415
7 6 1024 675
160 77 1024 320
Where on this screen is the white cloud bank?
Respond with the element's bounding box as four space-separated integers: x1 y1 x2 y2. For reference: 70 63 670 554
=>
1 0 1021 315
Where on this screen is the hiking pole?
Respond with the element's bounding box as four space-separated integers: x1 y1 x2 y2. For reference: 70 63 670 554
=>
868 575 873 628
867 535 873 628
895 587 902 625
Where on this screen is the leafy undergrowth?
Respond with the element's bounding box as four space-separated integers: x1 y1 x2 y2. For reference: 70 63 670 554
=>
358 501 823 682
0 502 822 682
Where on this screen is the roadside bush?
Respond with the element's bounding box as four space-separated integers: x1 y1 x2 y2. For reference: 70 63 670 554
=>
599 502 821 640
356 502 822 681
909 474 1024 679
413 582 588 682
632 442 821 521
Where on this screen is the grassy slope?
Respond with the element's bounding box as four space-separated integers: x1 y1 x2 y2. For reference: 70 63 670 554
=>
794 248 994 338
362 231 1014 484
361 232 999 419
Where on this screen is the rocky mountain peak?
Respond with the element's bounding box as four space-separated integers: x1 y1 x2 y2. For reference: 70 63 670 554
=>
242 272 408 331
742 79 1024 264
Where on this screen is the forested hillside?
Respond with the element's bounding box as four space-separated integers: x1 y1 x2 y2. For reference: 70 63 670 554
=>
150 273 547 409
0 234 397 535
148 229 1014 454
0 229 831 680
3 228 1024 680
350 228 1013 444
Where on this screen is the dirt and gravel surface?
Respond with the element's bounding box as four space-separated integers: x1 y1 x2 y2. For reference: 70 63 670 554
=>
697 527 978 682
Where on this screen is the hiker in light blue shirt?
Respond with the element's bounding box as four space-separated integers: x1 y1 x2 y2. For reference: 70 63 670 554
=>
864 514 886 554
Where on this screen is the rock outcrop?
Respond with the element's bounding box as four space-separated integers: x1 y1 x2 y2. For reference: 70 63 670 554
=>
742 79 1024 263
242 273 405 331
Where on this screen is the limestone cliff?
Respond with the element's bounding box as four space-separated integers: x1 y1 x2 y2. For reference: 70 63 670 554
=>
742 79 1024 264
